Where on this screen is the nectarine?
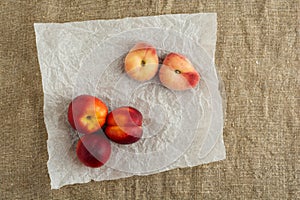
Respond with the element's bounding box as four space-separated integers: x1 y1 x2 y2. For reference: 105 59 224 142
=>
105 106 143 144
68 95 108 134
76 132 111 168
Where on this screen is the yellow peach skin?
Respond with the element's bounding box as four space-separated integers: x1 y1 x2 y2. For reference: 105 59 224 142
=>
125 42 159 82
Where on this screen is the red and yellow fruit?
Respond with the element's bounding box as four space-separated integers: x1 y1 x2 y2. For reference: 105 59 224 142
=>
68 95 108 134
159 53 200 91
105 106 143 144
125 42 159 82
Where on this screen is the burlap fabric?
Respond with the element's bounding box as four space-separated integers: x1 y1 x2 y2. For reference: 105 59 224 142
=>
1 1 299 199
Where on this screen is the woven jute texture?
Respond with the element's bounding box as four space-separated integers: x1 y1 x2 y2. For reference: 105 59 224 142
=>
0 1 299 199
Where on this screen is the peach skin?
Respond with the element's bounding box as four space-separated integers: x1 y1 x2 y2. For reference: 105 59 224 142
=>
105 106 143 144
68 95 108 134
125 42 159 82
76 132 111 168
159 53 200 91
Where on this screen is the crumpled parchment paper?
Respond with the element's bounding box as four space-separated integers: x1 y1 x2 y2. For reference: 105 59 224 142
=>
34 13 226 189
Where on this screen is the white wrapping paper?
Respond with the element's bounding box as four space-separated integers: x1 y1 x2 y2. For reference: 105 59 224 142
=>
34 13 226 189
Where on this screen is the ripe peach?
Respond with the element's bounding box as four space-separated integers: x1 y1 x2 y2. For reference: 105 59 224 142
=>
68 95 108 134
105 106 143 144
159 53 200 91
125 42 159 82
76 132 111 168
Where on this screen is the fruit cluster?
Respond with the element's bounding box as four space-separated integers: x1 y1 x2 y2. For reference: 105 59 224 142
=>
68 95 142 168
68 42 201 168
125 42 200 90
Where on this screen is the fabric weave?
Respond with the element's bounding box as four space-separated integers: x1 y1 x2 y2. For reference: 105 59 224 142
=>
0 0 299 199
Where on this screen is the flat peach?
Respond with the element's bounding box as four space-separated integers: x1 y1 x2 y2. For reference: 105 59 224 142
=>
159 53 200 91
125 42 159 82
